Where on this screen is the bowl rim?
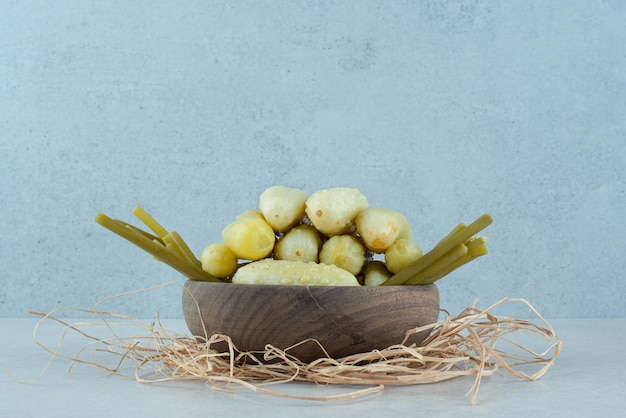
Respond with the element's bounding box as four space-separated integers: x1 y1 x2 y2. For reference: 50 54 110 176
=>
183 280 438 290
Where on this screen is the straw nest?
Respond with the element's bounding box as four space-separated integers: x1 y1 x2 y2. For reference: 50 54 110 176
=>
27 286 561 405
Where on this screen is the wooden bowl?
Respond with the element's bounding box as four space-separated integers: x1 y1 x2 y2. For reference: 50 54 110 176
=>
182 281 439 362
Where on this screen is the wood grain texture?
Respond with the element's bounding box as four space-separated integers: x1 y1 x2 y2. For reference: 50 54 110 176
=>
182 281 439 362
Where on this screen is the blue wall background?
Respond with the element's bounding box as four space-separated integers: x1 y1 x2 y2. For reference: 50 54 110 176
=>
2 1 624 318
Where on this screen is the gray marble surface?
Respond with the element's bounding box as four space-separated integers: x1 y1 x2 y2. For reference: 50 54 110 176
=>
2 317 625 417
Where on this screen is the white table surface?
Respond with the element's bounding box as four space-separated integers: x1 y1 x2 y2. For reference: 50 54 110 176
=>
2 317 625 417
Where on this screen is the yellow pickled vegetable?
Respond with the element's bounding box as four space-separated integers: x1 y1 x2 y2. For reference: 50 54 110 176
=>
384 238 423 274
319 235 366 275
259 185 309 232
305 187 369 236
231 259 360 286
200 243 238 279
274 224 322 263
363 261 392 286
221 210 275 260
355 207 411 253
